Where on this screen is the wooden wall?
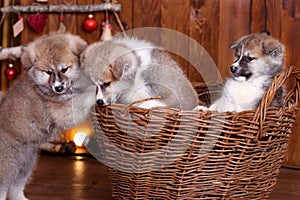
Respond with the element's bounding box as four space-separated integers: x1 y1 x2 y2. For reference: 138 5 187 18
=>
6 0 300 165
17 0 300 78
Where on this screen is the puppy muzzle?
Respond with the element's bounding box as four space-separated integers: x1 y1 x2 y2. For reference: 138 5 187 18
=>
230 65 252 81
230 65 238 74
96 98 111 107
54 85 65 93
52 83 70 94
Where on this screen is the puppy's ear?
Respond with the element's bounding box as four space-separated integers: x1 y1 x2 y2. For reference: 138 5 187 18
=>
110 51 140 80
68 34 88 57
229 35 248 49
109 57 131 80
229 34 255 50
21 45 36 71
262 39 284 58
80 47 89 65
229 41 240 50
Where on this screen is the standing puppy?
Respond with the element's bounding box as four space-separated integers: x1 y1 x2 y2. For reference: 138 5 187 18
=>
81 37 198 110
0 33 89 200
199 32 285 112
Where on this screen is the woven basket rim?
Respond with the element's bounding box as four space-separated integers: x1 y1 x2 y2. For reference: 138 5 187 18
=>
96 66 299 114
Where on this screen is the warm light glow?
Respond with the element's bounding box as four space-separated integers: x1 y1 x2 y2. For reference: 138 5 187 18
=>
73 132 87 147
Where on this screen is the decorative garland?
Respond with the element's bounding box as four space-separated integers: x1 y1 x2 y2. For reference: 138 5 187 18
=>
0 3 121 13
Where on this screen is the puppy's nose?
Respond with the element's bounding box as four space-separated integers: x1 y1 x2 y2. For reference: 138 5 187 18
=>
54 86 64 93
230 65 238 74
96 99 105 107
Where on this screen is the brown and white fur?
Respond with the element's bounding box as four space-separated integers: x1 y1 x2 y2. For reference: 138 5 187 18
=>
198 32 285 112
80 37 198 110
0 33 90 200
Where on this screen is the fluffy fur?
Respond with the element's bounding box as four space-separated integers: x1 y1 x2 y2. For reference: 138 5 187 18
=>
199 32 285 112
0 33 90 200
80 37 198 110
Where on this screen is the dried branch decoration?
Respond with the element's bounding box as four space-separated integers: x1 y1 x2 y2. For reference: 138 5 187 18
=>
0 46 23 60
0 3 121 13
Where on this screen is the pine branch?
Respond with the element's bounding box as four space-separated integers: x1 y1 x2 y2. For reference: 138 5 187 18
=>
0 3 121 13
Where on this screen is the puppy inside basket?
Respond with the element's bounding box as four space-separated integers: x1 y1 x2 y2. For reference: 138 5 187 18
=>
195 32 286 113
80 36 198 111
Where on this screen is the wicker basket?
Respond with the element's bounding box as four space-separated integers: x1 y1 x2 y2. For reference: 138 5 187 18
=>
93 66 300 200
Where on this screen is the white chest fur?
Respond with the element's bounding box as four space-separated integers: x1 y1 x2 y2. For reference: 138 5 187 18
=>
209 76 269 112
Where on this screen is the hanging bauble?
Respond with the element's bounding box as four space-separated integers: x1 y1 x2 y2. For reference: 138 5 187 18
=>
83 14 98 32
27 13 48 34
5 64 17 80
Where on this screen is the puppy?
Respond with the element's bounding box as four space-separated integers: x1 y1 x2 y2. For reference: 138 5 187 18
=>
0 33 89 200
81 37 198 110
199 32 285 112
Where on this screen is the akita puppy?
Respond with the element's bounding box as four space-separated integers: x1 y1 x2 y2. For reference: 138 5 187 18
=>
0 33 91 200
80 37 198 110
198 32 285 112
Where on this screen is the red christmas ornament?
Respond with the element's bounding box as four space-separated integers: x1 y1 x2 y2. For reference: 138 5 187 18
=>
83 14 98 32
27 13 48 34
5 64 17 80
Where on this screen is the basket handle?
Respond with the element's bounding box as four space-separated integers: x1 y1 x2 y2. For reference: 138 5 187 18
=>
126 96 161 108
116 96 162 118
253 65 299 140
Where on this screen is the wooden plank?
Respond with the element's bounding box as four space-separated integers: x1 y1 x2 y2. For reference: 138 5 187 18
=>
217 0 251 79
189 0 220 82
266 0 282 39
133 0 160 28
118 0 133 31
280 0 300 68
250 0 265 33
47 0 64 33
109 0 133 36
160 0 190 75
280 0 300 166
131 0 161 44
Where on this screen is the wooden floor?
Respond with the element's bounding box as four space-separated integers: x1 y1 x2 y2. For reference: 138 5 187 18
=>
25 154 300 200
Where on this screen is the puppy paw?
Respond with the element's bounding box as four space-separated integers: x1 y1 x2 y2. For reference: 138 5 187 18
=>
138 100 166 109
193 105 209 111
8 192 29 200
8 186 29 200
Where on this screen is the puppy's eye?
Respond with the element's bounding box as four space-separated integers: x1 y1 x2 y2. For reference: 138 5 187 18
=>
234 54 241 62
61 67 70 73
103 82 111 87
246 56 255 62
45 70 52 75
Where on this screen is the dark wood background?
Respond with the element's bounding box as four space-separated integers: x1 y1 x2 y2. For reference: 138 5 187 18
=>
1 0 300 165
